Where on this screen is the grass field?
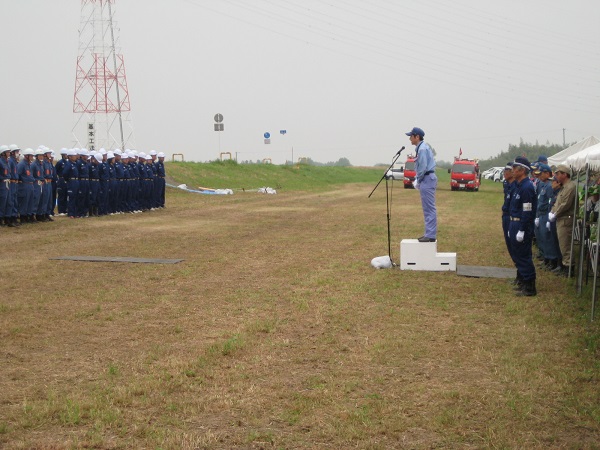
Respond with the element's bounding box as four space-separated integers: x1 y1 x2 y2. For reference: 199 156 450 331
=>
1 163 599 449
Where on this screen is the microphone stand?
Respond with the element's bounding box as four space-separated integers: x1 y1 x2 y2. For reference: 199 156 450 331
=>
368 148 405 265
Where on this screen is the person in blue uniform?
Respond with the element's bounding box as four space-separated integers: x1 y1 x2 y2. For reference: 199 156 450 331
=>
41 148 55 222
30 149 47 222
156 152 166 208
62 149 80 218
501 163 516 270
113 150 125 213
107 152 118 214
76 149 91 217
509 156 538 296
17 148 35 223
8 145 21 227
89 152 102 216
55 149 69 215
0 145 12 227
128 152 141 213
534 164 557 270
98 151 110 216
406 126 437 242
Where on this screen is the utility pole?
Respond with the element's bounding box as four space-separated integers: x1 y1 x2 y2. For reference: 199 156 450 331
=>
563 128 566 147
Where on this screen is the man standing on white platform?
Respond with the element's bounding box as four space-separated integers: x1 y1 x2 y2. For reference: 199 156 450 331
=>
406 127 437 242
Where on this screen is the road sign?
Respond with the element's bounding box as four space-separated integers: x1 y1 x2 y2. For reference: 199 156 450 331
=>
214 123 224 131
264 132 270 139
214 113 223 123
280 130 287 135
264 139 271 144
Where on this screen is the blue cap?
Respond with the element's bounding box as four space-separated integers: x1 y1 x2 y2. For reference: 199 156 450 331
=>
538 163 552 173
513 156 531 170
405 127 425 137
537 155 548 162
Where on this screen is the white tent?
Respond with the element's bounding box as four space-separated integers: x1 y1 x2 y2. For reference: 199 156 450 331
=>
547 136 600 167
566 142 600 171
586 144 600 170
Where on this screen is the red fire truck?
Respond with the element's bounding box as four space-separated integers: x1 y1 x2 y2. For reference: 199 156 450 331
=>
403 155 417 188
450 157 480 191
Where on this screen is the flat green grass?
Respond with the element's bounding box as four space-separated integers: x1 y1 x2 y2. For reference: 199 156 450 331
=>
0 164 598 449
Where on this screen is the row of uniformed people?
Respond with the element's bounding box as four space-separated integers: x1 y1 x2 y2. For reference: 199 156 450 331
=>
57 148 166 218
1 144 167 227
502 156 577 297
0 145 56 227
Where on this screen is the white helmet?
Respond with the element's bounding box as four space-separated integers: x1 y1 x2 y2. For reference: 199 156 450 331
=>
0 145 10 154
60 148 68 155
107 151 115 159
22 148 35 156
9 144 20 152
35 148 45 156
149 150 157 156
157 152 165 158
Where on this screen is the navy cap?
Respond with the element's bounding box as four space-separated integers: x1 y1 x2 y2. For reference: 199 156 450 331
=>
537 155 548 162
539 163 552 173
504 162 513 170
405 127 425 137
513 156 531 170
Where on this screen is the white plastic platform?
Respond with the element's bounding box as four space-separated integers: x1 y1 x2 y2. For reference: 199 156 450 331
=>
400 239 456 271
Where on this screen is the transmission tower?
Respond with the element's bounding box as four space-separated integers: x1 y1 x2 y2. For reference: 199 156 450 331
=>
72 0 135 151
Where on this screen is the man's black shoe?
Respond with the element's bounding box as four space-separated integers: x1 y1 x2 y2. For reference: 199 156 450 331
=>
417 236 436 242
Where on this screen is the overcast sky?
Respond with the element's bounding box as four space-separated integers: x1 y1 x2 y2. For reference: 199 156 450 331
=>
1 0 598 166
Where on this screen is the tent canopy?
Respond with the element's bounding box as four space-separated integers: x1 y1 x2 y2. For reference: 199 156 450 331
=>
547 136 600 168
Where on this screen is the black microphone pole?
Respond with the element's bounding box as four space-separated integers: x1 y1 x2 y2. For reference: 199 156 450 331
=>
368 146 405 264
368 146 405 198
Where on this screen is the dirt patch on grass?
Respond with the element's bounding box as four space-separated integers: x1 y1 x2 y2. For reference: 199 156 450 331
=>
0 183 598 448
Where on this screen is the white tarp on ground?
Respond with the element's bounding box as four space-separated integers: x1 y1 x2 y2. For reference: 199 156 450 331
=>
547 136 600 167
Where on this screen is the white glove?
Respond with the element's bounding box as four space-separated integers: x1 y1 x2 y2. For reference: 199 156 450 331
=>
413 179 419 190
507 230 510 238
549 212 556 222
534 218 539 227
546 221 551 231
516 230 524 242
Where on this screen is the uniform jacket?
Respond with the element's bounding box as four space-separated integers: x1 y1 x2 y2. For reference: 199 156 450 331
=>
551 179 576 219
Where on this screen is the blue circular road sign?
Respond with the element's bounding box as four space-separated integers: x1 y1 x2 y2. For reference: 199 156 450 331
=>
264 132 271 139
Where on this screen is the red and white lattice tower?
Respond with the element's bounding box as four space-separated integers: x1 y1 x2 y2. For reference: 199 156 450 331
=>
72 0 135 151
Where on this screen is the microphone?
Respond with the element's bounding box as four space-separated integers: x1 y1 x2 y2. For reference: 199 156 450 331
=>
396 146 405 155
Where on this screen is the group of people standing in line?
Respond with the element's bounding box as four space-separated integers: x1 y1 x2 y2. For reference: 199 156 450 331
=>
502 155 578 296
0 145 167 227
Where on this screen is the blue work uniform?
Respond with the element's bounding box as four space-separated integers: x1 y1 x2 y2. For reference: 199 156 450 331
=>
62 159 80 218
414 141 437 239
89 161 100 214
502 178 517 260
156 159 166 207
536 180 555 260
8 155 19 219
114 160 125 213
0 156 11 222
98 160 109 215
128 161 140 211
107 160 117 213
76 157 90 217
42 160 54 216
30 159 45 217
509 177 538 282
55 156 68 214
17 158 35 218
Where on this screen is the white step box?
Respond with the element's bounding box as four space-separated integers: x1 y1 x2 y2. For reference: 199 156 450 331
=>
400 239 456 271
